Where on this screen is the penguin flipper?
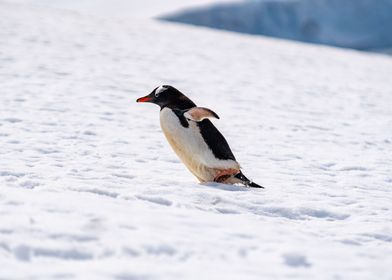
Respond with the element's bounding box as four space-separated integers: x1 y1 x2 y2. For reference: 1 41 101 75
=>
184 107 220 122
234 171 264 188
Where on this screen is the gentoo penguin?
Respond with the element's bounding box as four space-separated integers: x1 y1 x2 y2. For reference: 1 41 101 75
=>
136 85 263 188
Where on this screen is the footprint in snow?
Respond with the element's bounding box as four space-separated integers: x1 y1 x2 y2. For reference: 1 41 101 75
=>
0 171 26 178
73 188 119 198
283 253 311 268
259 206 349 220
3 118 22 123
19 180 40 189
135 195 172 206
112 173 135 180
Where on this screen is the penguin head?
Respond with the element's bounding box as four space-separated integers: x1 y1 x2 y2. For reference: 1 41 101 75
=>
137 85 196 110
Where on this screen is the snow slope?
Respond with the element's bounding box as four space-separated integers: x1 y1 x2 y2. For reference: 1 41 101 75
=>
1 1 392 279
162 0 392 51
8 0 239 18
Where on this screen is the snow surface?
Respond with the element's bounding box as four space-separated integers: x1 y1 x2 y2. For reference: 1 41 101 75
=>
8 0 239 18
1 1 392 279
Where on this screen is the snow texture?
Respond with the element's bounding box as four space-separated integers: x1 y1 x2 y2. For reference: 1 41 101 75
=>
1 1 392 279
8 0 238 18
162 0 392 51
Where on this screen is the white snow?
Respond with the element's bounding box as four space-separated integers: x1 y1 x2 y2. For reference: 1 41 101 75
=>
1 1 392 279
8 0 240 18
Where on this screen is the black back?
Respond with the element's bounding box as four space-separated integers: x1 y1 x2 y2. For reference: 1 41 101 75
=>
197 119 236 161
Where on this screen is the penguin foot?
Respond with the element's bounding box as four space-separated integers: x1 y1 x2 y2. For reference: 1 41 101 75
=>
215 175 230 183
214 169 239 183
213 169 264 188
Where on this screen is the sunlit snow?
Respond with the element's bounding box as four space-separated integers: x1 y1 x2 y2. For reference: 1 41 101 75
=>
0 1 392 279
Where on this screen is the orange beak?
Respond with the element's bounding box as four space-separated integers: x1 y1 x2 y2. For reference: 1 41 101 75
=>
136 96 153 103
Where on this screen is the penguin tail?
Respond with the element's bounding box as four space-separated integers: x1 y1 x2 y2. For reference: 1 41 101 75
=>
234 171 264 189
248 181 264 188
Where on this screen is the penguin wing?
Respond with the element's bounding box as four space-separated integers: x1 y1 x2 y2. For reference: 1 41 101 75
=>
197 119 237 162
184 107 220 122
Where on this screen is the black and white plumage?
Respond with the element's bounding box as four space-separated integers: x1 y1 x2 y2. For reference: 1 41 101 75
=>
136 85 263 188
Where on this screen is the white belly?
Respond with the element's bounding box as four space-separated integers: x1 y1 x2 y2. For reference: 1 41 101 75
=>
159 108 239 182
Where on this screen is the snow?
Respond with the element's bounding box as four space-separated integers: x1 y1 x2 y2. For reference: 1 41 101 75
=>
1 0 392 279
8 0 239 18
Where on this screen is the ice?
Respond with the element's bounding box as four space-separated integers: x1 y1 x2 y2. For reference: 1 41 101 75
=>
162 0 392 51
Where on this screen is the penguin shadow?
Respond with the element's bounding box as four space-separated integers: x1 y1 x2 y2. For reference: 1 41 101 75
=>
200 182 251 192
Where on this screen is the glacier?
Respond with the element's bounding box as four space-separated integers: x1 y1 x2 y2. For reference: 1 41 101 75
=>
162 0 392 51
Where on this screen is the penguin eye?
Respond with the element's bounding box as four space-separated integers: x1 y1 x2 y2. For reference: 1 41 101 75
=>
155 92 160 98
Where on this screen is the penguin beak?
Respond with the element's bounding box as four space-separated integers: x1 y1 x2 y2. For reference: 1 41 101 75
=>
136 95 153 103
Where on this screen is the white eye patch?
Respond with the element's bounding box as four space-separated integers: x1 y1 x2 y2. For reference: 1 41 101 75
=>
155 85 167 97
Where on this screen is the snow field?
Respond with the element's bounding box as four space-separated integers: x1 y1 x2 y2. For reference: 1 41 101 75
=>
0 1 392 279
